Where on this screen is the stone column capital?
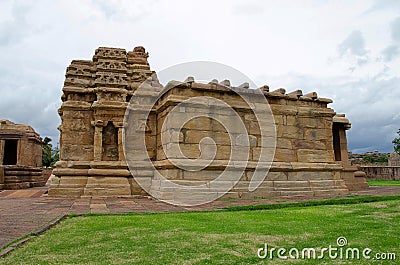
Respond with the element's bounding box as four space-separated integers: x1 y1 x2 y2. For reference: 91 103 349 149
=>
114 122 125 128
91 120 104 127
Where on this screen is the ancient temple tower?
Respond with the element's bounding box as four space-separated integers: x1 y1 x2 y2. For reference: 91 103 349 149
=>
49 46 161 196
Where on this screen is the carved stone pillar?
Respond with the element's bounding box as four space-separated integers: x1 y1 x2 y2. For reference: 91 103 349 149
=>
339 128 349 166
0 140 4 186
333 115 351 166
16 139 21 166
0 140 4 166
116 122 125 161
92 120 104 161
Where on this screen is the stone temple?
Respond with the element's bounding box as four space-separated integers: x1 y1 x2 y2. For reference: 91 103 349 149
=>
48 46 368 202
0 120 44 189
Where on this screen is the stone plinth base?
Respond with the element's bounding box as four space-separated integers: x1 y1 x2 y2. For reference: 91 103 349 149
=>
149 161 351 204
49 160 368 200
1 165 44 190
340 166 369 191
49 175 149 197
48 161 147 197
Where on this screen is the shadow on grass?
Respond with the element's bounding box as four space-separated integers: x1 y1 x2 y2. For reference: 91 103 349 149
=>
223 194 400 212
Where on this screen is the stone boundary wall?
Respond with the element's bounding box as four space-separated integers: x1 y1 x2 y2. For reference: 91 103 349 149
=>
359 166 400 180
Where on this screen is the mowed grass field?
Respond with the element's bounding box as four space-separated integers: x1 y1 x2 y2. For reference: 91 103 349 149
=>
1 197 399 264
367 179 400 186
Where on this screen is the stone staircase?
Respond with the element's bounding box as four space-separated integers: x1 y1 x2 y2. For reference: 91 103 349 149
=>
1 166 45 189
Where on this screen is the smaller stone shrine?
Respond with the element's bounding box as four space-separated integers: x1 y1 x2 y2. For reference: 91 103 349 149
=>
0 120 44 189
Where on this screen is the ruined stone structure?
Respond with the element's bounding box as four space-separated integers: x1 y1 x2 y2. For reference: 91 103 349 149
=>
389 154 400 166
359 154 400 180
360 165 400 180
0 120 44 189
49 46 368 200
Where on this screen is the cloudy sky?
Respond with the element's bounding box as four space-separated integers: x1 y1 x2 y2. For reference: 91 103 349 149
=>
0 0 399 153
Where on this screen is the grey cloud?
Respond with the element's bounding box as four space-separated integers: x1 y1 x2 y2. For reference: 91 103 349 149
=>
380 17 400 62
390 16 400 42
232 3 265 15
0 61 62 143
356 57 369 66
90 0 156 22
365 0 400 13
382 44 399 61
0 2 32 46
337 30 370 70
326 76 400 153
338 30 367 57
91 0 118 19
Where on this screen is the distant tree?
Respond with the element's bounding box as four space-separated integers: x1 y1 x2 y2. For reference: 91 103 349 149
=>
51 146 59 165
362 154 388 164
362 155 374 163
42 137 59 167
42 137 52 167
393 129 400 155
375 155 388 163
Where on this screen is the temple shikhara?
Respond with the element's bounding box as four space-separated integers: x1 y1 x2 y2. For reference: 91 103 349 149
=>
48 46 368 201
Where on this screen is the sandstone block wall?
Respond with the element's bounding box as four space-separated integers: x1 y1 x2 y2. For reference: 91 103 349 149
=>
148 81 362 202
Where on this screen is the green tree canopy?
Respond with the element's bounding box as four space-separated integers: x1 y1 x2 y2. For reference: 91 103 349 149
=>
362 155 373 163
42 137 59 167
393 129 400 155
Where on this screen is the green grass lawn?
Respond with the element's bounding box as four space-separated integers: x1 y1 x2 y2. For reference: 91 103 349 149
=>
1 198 399 264
367 179 400 186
